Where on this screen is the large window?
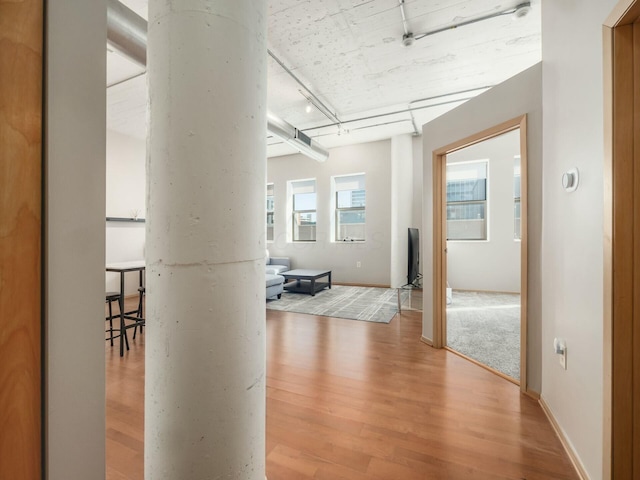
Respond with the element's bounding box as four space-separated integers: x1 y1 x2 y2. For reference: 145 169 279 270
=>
290 179 316 241
446 161 488 241
333 174 366 241
266 183 274 242
514 156 521 240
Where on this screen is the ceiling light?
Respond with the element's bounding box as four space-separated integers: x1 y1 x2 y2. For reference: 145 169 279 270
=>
513 3 531 19
402 32 414 47
305 103 312 113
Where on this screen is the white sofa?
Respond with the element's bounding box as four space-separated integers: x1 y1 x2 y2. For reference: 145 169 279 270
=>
265 251 290 275
265 251 290 299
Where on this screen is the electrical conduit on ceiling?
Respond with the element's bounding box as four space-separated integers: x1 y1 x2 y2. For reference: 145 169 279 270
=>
106 0 329 161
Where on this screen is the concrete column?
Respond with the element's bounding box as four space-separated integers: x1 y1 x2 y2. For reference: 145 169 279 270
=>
145 1 267 479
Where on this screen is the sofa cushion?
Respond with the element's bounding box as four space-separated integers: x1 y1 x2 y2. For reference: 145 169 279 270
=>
266 264 288 275
266 273 285 288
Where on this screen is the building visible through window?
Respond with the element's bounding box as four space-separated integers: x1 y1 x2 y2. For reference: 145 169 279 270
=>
446 161 488 241
266 183 274 242
333 173 366 241
514 156 521 240
290 179 316 241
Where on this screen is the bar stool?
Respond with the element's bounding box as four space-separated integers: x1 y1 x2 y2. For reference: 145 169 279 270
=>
105 291 121 347
133 286 145 339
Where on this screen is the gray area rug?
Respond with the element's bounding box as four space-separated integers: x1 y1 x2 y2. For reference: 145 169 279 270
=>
267 285 407 323
446 290 520 380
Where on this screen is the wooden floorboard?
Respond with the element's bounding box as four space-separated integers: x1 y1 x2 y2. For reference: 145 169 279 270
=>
106 300 578 479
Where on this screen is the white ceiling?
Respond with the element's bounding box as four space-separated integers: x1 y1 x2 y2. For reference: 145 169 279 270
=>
107 0 541 157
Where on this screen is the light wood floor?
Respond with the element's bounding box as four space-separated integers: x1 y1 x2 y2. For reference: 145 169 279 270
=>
106 298 578 479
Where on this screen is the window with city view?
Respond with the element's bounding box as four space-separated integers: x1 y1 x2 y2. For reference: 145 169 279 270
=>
446 161 488 241
266 183 274 242
334 173 365 241
290 179 316 241
514 156 521 240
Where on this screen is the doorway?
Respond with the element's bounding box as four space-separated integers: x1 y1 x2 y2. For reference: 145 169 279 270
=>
432 115 528 392
444 129 522 383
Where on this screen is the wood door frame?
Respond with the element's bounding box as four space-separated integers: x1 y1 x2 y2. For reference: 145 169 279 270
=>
0 0 44 478
604 1 640 477
432 115 528 393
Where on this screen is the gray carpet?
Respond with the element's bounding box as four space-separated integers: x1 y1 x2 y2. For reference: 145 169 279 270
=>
266 285 408 323
446 290 520 380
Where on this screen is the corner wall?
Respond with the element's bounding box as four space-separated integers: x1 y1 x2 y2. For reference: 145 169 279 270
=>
541 1 618 477
390 134 414 288
422 63 543 393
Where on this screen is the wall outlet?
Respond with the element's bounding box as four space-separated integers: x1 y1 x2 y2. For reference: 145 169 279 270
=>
554 338 567 370
356 261 361 268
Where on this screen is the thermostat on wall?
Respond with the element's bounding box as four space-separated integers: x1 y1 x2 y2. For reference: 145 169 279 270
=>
562 168 579 192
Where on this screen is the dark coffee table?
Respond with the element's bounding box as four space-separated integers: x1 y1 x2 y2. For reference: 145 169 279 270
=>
282 269 332 296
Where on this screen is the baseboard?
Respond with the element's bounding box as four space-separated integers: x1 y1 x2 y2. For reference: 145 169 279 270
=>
539 396 589 480
523 389 540 400
420 336 433 347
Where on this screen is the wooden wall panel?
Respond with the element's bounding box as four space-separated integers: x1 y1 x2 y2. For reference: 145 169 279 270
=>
0 0 43 478
634 21 640 475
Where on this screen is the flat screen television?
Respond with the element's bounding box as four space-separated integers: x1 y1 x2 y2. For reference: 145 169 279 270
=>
407 228 420 286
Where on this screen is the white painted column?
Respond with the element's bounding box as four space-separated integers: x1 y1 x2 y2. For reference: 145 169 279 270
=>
46 1 106 478
145 1 267 479
390 134 414 288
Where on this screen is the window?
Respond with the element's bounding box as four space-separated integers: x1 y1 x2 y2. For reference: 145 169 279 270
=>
334 174 366 241
514 156 521 240
266 183 274 242
446 161 488 241
290 179 316 241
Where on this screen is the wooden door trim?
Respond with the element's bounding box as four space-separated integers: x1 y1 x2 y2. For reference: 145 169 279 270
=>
432 115 529 393
0 0 44 478
604 1 640 478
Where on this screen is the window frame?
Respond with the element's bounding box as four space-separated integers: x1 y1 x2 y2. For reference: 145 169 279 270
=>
334 189 366 242
266 183 274 242
332 173 366 242
514 156 522 241
290 180 317 242
445 160 489 242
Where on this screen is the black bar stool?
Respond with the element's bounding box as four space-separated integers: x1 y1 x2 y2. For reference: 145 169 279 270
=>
105 291 123 347
133 286 145 339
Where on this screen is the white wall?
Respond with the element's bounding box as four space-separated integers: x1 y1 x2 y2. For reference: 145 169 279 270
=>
105 130 146 294
412 135 423 248
390 134 415 288
422 64 543 393
446 130 521 293
541 1 617 477
268 141 392 286
46 0 106 478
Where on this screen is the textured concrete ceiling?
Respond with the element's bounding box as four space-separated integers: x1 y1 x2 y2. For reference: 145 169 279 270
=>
107 0 541 157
